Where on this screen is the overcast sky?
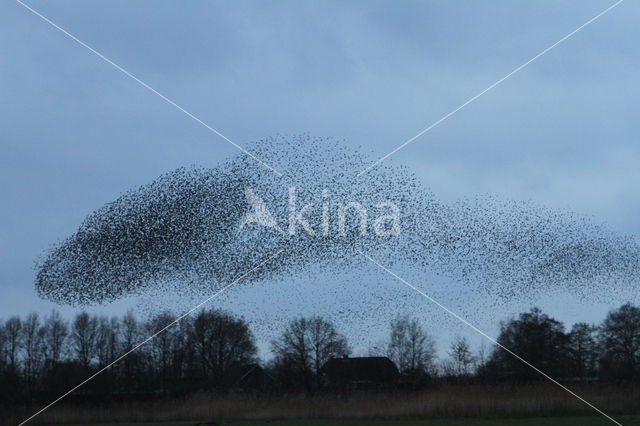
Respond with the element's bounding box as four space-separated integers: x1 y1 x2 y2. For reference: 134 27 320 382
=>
1 0 639 355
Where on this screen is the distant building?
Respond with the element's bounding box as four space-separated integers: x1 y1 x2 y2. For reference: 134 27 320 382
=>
225 363 275 392
322 356 399 389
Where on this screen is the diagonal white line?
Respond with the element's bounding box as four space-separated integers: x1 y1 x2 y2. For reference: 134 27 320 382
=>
18 249 284 426
14 0 283 177
357 0 624 177
359 250 623 426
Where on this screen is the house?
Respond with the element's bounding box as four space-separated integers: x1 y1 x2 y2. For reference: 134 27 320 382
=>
321 356 399 389
225 363 275 392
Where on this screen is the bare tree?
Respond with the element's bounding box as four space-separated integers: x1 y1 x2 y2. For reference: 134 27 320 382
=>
4 316 22 371
308 316 349 389
121 310 140 352
387 315 436 376
71 312 98 368
43 310 68 366
96 316 120 367
567 322 598 378
476 341 489 369
271 316 349 391
22 313 46 389
189 309 257 387
120 310 143 391
448 336 476 376
271 317 311 390
0 321 7 372
145 311 177 391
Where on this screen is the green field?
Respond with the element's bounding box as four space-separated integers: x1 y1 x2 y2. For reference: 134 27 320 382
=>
56 417 640 426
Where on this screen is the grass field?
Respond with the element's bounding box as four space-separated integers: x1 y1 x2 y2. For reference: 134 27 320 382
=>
9 385 635 425
54 417 640 426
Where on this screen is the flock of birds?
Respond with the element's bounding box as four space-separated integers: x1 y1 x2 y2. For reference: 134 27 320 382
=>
36 135 640 319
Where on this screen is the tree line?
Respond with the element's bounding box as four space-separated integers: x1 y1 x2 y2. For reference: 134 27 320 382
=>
1 303 639 402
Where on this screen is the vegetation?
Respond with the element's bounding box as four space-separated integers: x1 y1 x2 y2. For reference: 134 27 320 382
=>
5 384 640 425
49 418 640 426
2 303 640 424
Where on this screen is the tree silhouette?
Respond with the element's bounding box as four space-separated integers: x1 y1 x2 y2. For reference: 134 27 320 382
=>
481 308 568 381
448 336 476 376
271 316 349 391
387 315 436 381
599 303 640 381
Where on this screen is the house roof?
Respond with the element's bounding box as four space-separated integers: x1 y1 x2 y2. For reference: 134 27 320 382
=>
322 356 399 383
225 363 274 388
